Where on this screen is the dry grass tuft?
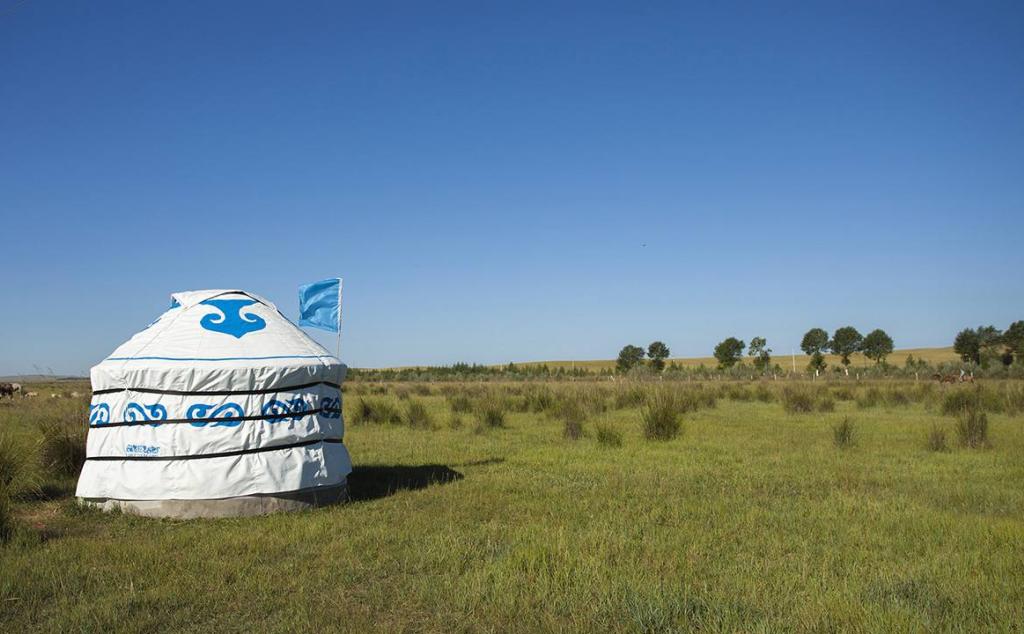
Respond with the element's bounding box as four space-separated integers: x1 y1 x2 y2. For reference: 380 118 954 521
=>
641 390 682 441
595 424 623 447
956 408 989 449
832 417 856 449
403 400 433 429
39 415 86 478
926 424 949 452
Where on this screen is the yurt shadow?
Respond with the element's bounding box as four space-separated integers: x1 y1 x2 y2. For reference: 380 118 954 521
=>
346 464 464 502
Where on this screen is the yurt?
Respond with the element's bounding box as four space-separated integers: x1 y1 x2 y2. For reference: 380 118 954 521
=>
76 289 351 518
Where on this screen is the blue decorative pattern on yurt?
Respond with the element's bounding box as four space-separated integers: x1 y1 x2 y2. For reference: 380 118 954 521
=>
198 298 267 338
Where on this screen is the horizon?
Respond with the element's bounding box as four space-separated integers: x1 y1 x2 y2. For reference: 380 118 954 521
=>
2 2 1022 375
0 343 960 379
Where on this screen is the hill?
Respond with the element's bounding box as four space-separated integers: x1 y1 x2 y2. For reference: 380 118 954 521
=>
506 346 959 372
0 375 87 383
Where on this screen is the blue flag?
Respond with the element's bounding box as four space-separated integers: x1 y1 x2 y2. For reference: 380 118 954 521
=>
298 278 342 333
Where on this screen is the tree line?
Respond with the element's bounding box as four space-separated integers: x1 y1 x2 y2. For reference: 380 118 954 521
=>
614 320 1024 376
614 329 896 375
798 327 894 373
953 321 1024 368
708 327 894 374
616 341 671 373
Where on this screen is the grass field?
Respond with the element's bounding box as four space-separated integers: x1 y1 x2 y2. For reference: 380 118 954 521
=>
2 379 1023 632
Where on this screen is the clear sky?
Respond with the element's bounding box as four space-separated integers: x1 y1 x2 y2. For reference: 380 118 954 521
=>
1 1 1022 375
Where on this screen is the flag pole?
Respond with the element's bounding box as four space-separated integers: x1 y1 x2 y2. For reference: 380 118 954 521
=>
335 278 343 361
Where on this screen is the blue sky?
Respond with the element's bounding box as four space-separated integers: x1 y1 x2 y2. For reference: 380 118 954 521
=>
1 1 1022 375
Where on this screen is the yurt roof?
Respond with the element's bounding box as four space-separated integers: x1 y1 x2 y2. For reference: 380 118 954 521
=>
92 289 343 392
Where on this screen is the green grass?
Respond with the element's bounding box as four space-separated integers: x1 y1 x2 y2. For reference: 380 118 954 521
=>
1 381 1023 631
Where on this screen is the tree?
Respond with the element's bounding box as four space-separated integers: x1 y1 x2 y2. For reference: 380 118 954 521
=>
954 328 981 364
616 345 646 373
713 337 745 369
976 325 1003 367
1004 320 1024 364
647 341 670 372
800 327 829 373
830 326 863 367
861 329 894 365
904 354 927 371
748 336 771 372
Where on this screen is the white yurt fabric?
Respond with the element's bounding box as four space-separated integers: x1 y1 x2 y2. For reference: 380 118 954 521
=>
76 289 351 507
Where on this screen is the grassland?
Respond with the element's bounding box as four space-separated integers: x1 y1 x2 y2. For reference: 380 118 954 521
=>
1 378 1023 632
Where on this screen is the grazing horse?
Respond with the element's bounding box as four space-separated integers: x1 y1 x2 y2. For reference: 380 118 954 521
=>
0 383 13 398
